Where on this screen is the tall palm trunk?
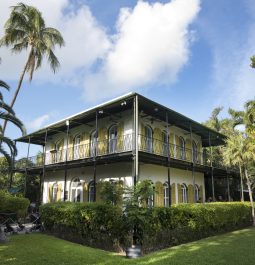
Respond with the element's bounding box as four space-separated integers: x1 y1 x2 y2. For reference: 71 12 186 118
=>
2 49 32 135
244 167 255 226
239 164 244 201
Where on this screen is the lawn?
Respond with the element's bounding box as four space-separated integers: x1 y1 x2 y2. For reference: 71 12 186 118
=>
1 227 255 265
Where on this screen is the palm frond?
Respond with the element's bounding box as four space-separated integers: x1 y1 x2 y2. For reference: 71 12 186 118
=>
0 101 15 115
0 80 10 90
0 145 13 166
0 112 26 135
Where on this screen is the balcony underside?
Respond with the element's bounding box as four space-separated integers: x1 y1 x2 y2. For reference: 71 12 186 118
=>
14 150 238 178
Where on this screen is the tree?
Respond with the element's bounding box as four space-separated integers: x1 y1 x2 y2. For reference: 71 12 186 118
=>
0 3 64 134
100 180 124 205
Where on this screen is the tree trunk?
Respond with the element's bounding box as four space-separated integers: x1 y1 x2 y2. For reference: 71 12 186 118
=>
2 49 32 135
239 164 244 201
244 167 255 226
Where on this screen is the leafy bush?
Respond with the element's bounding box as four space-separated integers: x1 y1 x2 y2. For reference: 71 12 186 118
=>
40 202 252 253
0 190 29 217
40 202 129 251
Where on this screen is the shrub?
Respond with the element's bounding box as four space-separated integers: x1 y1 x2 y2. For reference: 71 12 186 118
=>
40 202 129 251
0 190 30 218
40 202 252 254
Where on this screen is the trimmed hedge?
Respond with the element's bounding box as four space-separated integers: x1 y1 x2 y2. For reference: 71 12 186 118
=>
40 202 252 253
0 190 30 218
40 202 129 251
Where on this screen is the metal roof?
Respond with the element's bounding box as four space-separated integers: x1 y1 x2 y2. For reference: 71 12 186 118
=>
15 92 226 147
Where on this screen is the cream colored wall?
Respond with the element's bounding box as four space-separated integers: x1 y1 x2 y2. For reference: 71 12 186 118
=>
139 164 205 203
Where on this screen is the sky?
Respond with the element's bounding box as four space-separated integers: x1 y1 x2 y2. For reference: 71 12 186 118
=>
0 0 255 157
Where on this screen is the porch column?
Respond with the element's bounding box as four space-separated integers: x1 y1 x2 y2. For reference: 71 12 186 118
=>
166 112 171 206
133 95 139 186
24 136 31 197
64 120 70 201
190 124 196 202
40 129 48 204
209 132 215 201
93 111 98 202
9 140 17 189
226 172 231 202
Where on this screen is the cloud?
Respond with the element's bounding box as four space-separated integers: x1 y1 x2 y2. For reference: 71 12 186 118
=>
84 0 201 101
0 0 200 102
26 114 50 131
0 0 110 85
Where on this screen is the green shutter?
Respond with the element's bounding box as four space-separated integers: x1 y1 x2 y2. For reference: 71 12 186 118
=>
188 184 194 203
155 181 164 206
171 183 176 204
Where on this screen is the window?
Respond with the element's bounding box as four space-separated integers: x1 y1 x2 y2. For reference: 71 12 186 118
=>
73 135 81 160
53 139 63 163
192 141 198 163
195 184 200 202
70 178 82 202
179 137 186 160
162 131 168 156
90 130 97 157
88 181 95 202
52 183 58 202
163 182 169 207
145 125 153 152
181 183 187 203
109 125 117 153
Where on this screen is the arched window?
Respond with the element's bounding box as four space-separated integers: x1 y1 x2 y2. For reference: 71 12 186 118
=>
145 125 153 152
163 182 169 207
53 139 64 163
52 183 58 202
162 131 168 156
192 141 198 163
73 135 81 160
195 184 200 202
181 183 187 203
109 125 117 153
179 137 186 160
90 130 97 157
88 181 95 202
70 178 82 202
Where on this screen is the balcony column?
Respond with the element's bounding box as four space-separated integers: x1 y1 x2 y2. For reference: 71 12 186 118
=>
166 112 171 206
93 111 98 202
9 140 17 189
24 136 31 197
209 132 215 201
190 124 196 202
64 120 70 201
40 129 48 204
133 95 139 186
226 171 231 202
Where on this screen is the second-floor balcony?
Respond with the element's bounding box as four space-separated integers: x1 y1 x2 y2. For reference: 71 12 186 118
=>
15 134 217 170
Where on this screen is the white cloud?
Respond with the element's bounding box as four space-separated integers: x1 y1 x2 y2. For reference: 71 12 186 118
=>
0 0 110 85
0 0 200 102
26 114 50 131
84 0 201 101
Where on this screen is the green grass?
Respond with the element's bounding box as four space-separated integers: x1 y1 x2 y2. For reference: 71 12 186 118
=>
1 228 255 265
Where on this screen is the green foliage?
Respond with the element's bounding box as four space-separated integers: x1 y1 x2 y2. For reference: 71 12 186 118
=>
40 202 129 251
99 180 124 205
0 190 29 217
40 202 252 253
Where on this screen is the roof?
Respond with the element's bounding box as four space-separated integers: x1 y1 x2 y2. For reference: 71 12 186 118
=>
15 92 226 147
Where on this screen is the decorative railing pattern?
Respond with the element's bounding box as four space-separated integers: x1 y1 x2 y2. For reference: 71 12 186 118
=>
14 134 222 170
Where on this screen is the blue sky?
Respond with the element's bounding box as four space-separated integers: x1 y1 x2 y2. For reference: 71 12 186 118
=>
0 0 255 157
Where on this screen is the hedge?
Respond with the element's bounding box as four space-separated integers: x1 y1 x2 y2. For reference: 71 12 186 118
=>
0 190 30 218
40 202 129 251
40 202 252 253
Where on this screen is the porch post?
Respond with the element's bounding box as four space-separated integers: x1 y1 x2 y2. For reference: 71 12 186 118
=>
190 124 196 202
133 95 139 186
226 172 231 202
93 111 98 202
40 129 48 204
64 120 70 201
9 140 16 189
209 132 215 201
166 112 171 206
24 136 31 197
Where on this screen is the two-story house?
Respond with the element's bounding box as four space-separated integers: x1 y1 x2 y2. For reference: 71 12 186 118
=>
14 93 239 205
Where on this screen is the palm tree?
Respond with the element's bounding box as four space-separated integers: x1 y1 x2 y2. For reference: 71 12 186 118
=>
0 3 64 134
0 79 25 243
